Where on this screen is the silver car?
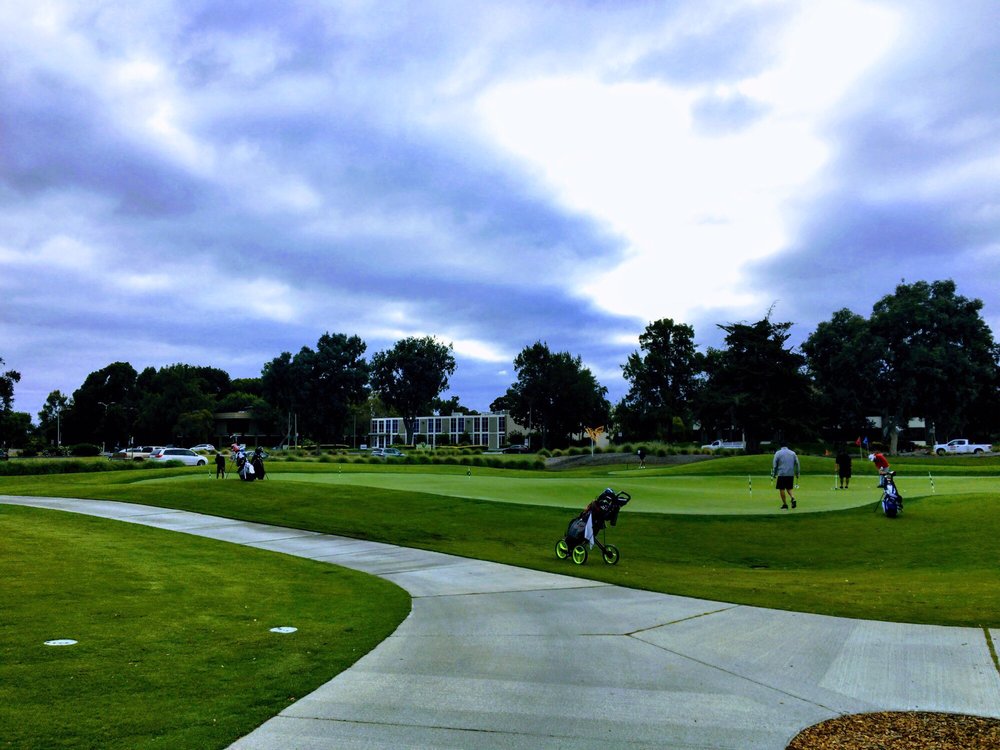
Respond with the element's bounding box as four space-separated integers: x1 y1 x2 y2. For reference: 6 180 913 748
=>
371 447 406 458
149 447 208 466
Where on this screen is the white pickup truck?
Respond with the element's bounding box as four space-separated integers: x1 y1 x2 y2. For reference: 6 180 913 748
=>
933 438 993 456
701 439 746 451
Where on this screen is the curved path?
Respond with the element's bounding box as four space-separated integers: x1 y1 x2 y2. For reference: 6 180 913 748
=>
5 495 999 749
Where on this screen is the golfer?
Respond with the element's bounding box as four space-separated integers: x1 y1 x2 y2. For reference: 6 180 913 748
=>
869 450 890 487
835 445 852 489
771 445 800 510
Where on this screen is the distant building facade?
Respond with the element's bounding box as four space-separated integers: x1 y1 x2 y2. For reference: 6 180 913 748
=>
370 412 512 451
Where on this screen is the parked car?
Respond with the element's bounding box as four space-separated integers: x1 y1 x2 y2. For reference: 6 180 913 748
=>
502 444 530 454
149 448 208 466
109 445 160 461
189 444 216 452
371 447 406 458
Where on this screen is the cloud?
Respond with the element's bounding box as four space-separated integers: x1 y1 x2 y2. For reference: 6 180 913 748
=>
0 0 997 424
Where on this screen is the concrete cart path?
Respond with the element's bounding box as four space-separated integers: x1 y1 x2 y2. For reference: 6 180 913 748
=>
5 495 999 749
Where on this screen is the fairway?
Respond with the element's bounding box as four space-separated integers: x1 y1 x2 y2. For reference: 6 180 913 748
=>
7 458 1000 628
140 469 997 515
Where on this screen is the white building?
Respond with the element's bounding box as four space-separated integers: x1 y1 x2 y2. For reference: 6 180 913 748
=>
370 412 511 451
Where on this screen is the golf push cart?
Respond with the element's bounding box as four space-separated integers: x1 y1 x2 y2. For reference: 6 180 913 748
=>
555 488 631 565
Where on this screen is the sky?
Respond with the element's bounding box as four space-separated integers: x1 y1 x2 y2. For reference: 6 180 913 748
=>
2 0 999 422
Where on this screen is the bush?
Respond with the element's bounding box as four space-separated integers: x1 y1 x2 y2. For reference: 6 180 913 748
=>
69 443 101 457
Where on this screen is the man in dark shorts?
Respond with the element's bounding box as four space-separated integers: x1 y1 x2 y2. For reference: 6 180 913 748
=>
771 445 800 509
835 446 852 489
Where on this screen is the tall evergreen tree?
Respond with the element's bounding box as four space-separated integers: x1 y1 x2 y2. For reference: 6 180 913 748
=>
620 319 701 442
699 315 814 452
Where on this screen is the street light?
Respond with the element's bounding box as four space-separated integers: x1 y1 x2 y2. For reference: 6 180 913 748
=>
98 401 116 453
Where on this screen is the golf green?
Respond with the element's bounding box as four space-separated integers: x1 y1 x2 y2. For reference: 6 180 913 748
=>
141 470 996 515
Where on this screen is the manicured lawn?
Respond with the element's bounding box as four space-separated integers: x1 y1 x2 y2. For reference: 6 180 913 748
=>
3 456 999 627
146 468 995 515
0 504 409 750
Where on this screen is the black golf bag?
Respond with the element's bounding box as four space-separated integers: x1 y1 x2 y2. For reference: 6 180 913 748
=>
558 488 631 565
250 447 267 480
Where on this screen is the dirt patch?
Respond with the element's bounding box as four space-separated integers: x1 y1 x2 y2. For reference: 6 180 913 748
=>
787 711 1000 749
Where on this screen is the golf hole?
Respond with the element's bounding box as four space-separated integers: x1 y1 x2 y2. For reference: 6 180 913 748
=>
44 639 78 646
269 626 297 634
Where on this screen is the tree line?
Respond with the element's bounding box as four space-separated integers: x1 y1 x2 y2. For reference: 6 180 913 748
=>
2 279 998 453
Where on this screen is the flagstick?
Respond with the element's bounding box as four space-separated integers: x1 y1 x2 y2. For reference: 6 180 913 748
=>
929 471 936 493
748 475 752 496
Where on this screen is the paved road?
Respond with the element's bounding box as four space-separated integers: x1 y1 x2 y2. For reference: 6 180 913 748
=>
5 495 999 749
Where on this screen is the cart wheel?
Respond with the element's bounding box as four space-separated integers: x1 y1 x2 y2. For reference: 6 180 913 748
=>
571 545 588 565
555 539 570 559
602 545 620 565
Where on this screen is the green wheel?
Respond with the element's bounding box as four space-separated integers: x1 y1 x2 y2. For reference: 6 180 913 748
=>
555 539 569 559
571 545 588 565
602 545 620 565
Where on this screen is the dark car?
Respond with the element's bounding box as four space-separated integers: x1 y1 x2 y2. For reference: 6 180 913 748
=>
502 444 530 454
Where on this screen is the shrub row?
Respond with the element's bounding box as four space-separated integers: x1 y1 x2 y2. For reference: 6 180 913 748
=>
0 459 160 476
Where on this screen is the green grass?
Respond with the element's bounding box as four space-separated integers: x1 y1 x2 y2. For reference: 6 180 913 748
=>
0 504 409 750
3 458 999 627
6 454 997 748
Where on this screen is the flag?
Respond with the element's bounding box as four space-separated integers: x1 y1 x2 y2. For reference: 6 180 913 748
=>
855 437 862 446
863 436 869 446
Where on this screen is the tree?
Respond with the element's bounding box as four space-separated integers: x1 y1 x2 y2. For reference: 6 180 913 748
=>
620 319 702 442
0 358 20 413
698 315 814 452
370 336 456 445
801 309 882 441
37 390 71 447
869 279 999 449
0 358 21 448
133 364 221 443
173 409 215 443
67 362 140 447
262 333 370 443
429 395 472 415
494 341 609 449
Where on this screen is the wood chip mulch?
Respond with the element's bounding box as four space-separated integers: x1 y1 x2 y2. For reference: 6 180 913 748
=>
786 711 1000 749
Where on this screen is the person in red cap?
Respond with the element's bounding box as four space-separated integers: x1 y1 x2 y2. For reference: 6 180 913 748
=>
869 450 890 486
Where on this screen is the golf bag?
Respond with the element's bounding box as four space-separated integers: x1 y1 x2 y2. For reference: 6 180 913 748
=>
880 471 902 518
250 447 267 480
565 488 630 548
556 488 631 565
233 447 256 481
